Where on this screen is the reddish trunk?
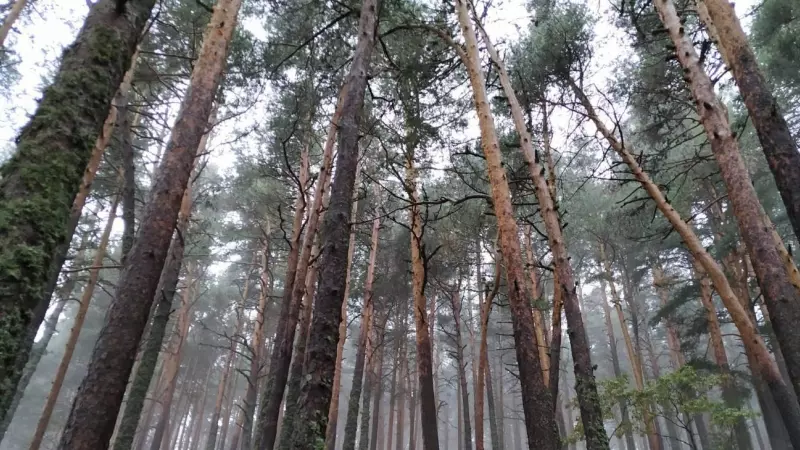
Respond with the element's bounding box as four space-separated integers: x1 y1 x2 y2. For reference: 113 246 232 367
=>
57 2 240 447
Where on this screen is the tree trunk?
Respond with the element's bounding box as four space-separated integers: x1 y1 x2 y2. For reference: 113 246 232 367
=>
386 336 400 450
693 263 753 450
494 350 506 450
475 253 500 450
369 329 385 450
326 169 362 450
149 263 197 450
598 245 660 450
454 4 559 448
523 227 550 386
655 0 800 410
474 15 606 449
698 0 800 244
342 199 381 450
255 102 332 450
485 354 501 450
57 2 240 447
217 367 239 450
450 289 474 450
241 227 274 450
598 278 635 450
408 380 418 450
396 337 407 450
114 121 202 450
0 236 88 442
283 0 379 446
0 6 147 416
569 75 800 444
0 0 28 47
207 273 252 450
29 189 121 450
405 134 440 450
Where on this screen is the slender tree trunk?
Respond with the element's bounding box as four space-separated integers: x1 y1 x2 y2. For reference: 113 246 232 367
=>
494 350 506 450
396 337 407 450
29 189 121 450
405 134 440 450
114 121 202 450
228 407 243 450
369 331 385 450
0 0 28 47
326 169 362 450
693 263 753 450
241 227 274 450
207 274 252 450
656 0 800 409
385 338 400 450
485 353 501 450
598 245 660 450
57 2 240 447
453 5 559 448
255 104 332 450
458 380 464 450
450 289 474 450
0 19 145 420
217 367 239 450
119 89 138 262
343 201 381 450
475 253 500 450
598 279 635 450
149 263 197 450
474 15 606 449
569 76 800 444
408 380 418 450
190 371 213 450
284 0 379 446
523 227 550 385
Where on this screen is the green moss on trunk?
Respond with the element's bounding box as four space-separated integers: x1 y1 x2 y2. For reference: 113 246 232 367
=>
0 0 155 421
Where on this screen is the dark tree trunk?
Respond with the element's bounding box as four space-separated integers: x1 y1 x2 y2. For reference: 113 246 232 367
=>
254 120 321 450
450 290 474 450
368 334 384 450
486 357 501 450
114 165 195 450
343 208 381 450
284 0 379 446
56 2 241 447
119 87 137 262
0 0 152 420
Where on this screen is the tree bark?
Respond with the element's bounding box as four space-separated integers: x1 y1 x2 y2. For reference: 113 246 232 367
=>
325 169 361 450
404 133 440 450
284 0 379 446
0 0 148 414
474 15 606 449
342 194 381 450
450 288 474 450
598 245 660 450
0 0 28 48
692 263 753 450
241 227 274 450
149 262 197 450
698 0 800 244
368 326 385 450
114 116 202 450
570 76 800 444
0 236 88 442
655 0 800 409
255 99 332 450
395 336 407 450
598 278 635 450
485 353 501 450
28 190 120 450
207 269 253 450
57 1 240 446
453 4 560 448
